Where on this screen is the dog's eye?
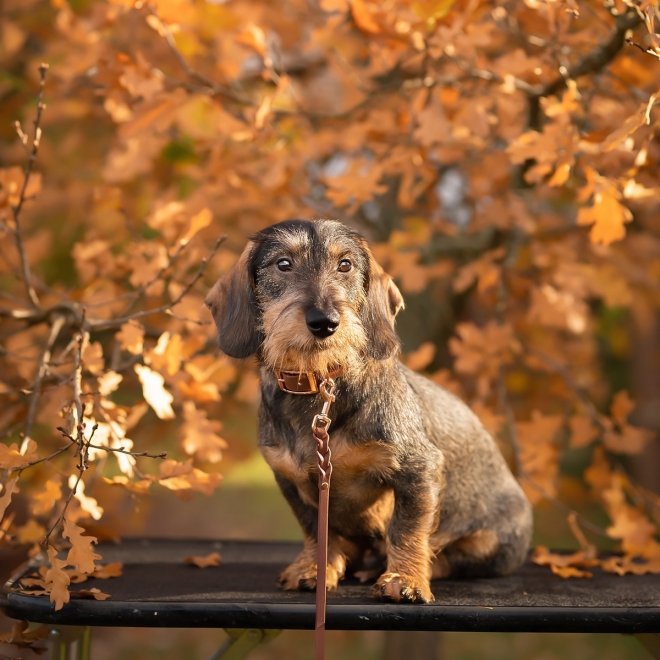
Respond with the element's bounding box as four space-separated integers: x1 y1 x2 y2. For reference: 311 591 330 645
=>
277 258 293 272
338 259 352 273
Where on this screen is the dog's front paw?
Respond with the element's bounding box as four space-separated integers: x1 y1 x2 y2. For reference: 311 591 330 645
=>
279 560 341 592
373 571 434 603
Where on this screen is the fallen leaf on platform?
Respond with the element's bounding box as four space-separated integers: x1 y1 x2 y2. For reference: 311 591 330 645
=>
93 562 124 579
70 588 111 601
183 552 222 568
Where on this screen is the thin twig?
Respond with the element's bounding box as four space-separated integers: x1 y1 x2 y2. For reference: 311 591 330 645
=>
11 63 49 309
72 330 88 430
14 443 75 474
43 469 83 545
86 443 167 460
24 315 66 441
56 427 167 460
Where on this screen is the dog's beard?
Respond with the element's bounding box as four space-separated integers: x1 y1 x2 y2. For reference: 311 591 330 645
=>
260 297 367 377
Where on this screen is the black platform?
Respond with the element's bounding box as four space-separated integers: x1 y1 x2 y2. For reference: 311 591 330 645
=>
2 539 659 633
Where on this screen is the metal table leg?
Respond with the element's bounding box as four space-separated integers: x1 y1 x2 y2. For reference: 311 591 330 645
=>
210 629 281 660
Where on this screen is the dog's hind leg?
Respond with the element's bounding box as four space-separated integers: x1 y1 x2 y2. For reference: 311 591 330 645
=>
432 501 533 579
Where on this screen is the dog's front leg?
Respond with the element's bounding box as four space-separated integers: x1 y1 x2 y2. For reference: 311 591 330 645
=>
374 459 443 604
274 474 348 591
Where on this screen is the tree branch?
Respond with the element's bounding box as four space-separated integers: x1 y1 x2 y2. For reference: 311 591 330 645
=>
10 64 49 309
24 315 66 441
528 10 642 128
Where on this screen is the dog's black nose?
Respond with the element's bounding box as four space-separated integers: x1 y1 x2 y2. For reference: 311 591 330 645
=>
305 307 340 338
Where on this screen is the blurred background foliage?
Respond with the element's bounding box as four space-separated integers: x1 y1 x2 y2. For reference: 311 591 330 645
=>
0 0 659 657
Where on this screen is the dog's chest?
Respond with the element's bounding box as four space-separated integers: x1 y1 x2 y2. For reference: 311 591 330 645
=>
261 434 398 510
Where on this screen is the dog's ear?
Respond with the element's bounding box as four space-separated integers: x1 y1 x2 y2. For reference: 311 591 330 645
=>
361 245 405 360
205 241 262 358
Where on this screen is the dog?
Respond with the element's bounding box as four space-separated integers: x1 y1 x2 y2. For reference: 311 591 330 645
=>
205 219 532 603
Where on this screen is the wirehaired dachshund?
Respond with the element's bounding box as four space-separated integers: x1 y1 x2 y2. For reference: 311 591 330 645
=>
206 219 532 603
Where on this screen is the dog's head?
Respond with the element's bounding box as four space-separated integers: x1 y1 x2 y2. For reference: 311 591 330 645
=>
205 219 404 376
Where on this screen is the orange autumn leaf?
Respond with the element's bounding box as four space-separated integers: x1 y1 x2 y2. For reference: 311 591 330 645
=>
82 340 105 376
134 364 175 420
569 415 599 449
63 516 101 575
70 588 111 601
610 390 635 426
16 519 45 544
93 562 124 579
184 551 222 568
0 620 49 646
603 425 652 455
0 441 38 471
32 478 62 516
533 546 597 579
44 547 70 611
349 0 382 34
577 187 632 246
603 391 653 454
516 411 562 504
449 322 521 398
324 159 388 212
146 332 184 377
0 477 19 521
601 554 660 576
181 401 227 463
157 459 222 498
116 321 145 355
549 564 593 579
405 342 436 371
179 208 213 246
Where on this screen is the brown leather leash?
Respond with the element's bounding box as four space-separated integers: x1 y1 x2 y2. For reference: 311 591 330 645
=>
311 378 336 660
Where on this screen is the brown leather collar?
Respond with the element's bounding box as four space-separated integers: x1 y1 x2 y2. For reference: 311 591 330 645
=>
275 366 342 395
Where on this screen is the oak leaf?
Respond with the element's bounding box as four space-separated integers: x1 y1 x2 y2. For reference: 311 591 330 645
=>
70 588 111 601
157 459 222 498
532 546 597 579
63 516 101 574
70 476 104 521
599 92 657 152
16 519 45 545
179 208 213 246
44 547 70 611
32 478 62 516
577 186 632 246
516 411 562 504
568 415 599 449
405 342 436 372
449 322 521 398
135 364 175 420
116 321 145 355
93 562 124 579
181 402 227 463
349 0 383 34
0 477 19 521
0 441 39 470
184 552 222 568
